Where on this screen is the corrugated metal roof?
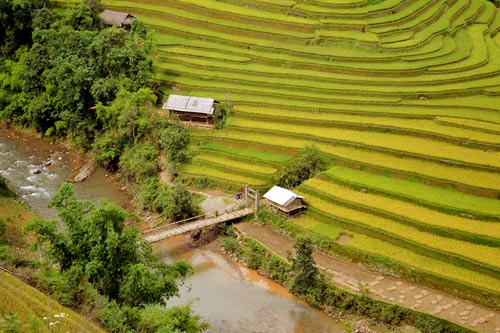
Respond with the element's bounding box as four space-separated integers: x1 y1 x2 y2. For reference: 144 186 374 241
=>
101 10 135 27
162 95 215 115
263 186 304 207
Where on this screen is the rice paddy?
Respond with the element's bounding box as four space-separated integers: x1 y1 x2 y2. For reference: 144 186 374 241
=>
56 0 500 305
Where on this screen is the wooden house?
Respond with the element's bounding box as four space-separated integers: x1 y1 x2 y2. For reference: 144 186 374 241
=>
101 10 136 30
263 186 306 217
162 94 219 126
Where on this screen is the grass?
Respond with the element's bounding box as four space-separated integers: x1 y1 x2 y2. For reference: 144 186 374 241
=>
436 116 500 134
324 166 500 218
0 271 104 332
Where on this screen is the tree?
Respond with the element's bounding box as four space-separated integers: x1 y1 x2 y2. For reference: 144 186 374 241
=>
119 141 158 183
276 143 326 188
288 237 326 306
28 183 193 307
159 122 190 165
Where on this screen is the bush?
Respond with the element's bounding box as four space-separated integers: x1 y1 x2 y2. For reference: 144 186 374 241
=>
220 236 240 254
119 141 158 183
0 175 15 197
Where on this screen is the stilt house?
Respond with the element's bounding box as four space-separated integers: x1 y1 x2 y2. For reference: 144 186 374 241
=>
162 94 219 126
263 186 306 217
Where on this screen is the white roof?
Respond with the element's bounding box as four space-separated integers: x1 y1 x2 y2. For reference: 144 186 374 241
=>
162 94 215 115
263 186 304 207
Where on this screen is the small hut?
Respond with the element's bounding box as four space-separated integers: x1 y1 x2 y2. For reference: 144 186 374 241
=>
162 94 219 126
263 186 306 217
101 10 136 30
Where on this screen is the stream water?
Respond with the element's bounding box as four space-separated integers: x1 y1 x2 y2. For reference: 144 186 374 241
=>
0 127 343 333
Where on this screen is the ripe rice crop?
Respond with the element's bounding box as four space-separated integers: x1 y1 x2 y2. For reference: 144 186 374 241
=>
324 166 500 217
300 194 500 270
230 118 500 169
194 153 278 175
302 178 500 239
235 105 500 145
347 233 500 294
0 271 104 332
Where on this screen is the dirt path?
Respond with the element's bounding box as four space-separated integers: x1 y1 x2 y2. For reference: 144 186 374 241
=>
236 222 500 333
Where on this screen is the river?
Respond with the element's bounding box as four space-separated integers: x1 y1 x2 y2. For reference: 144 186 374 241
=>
0 127 344 333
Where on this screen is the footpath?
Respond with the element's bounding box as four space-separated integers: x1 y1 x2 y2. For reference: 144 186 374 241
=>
236 222 500 333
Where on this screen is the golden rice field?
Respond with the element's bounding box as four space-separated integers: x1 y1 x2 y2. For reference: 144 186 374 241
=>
0 271 104 332
57 0 500 306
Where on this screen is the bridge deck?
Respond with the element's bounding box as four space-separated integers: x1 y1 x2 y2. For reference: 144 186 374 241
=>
143 208 253 243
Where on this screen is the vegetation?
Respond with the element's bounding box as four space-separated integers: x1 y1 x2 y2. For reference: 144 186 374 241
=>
222 232 475 333
24 183 208 332
0 175 15 198
275 143 327 189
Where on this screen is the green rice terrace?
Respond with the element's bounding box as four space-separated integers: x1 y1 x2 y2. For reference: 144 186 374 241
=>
59 0 500 308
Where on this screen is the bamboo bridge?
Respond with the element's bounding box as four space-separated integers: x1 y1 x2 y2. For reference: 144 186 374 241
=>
143 207 254 243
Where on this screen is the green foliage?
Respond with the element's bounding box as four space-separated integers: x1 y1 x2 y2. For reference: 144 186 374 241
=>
0 313 22 333
139 177 200 221
288 237 326 305
1 4 155 146
220 236 240 254
0 0 49 59
138 304 209 333
0 174 15 197
159 121 190 165
276 143 326 189
119 141 158 183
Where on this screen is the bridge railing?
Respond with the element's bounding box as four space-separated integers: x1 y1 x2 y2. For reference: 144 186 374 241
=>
143 208 248 235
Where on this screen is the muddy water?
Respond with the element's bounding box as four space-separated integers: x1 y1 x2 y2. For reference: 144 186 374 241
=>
154 236 343 333
0 128 343 333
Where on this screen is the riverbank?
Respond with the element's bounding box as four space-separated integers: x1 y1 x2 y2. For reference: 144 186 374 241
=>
0 125 348 332
235 221 500 333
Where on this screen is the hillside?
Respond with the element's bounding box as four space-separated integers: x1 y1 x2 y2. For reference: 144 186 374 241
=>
0 270 105 332
58 0 500 309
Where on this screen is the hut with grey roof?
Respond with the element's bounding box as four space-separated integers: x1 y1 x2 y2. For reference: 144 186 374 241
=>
263 186 306 217
101 10 135 30
162 94 220 126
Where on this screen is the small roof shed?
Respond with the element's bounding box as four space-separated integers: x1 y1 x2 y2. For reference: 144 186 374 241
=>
162 94 219 126
263 186 306 217
101 10 135 30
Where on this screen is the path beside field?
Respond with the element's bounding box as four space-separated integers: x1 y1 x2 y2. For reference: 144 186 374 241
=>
236 222 500 333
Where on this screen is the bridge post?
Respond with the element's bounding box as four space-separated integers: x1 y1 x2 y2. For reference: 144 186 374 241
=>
255 190 259 212
245 185 259 213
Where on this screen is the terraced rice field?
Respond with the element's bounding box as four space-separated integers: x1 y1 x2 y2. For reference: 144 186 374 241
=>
0 271 104 332
57 0 500 307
